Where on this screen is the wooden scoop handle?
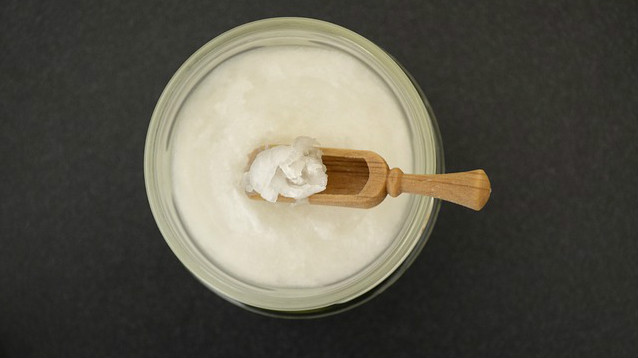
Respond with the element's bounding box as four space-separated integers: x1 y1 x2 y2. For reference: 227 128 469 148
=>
386 169 491 211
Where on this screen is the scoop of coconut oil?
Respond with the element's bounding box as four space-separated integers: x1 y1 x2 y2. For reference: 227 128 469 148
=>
244 137 327 202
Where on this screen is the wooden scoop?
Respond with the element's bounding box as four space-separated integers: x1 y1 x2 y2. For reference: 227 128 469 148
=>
247 147 491 210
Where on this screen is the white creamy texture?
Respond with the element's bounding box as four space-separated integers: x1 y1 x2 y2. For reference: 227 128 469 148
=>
244 137 327 202
172 46 413 287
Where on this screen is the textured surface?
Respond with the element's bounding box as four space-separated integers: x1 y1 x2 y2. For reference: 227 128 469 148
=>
1 1 637 357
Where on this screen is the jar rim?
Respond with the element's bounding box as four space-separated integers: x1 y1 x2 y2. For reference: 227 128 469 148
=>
144 17 444 317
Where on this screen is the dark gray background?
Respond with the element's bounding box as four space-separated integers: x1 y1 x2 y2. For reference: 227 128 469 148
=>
2 1 637 357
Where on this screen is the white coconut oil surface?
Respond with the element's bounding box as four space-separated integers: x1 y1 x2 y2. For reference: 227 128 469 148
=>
171 46 413 288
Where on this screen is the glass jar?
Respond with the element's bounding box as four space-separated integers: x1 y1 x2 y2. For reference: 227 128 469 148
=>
144 17 444 318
